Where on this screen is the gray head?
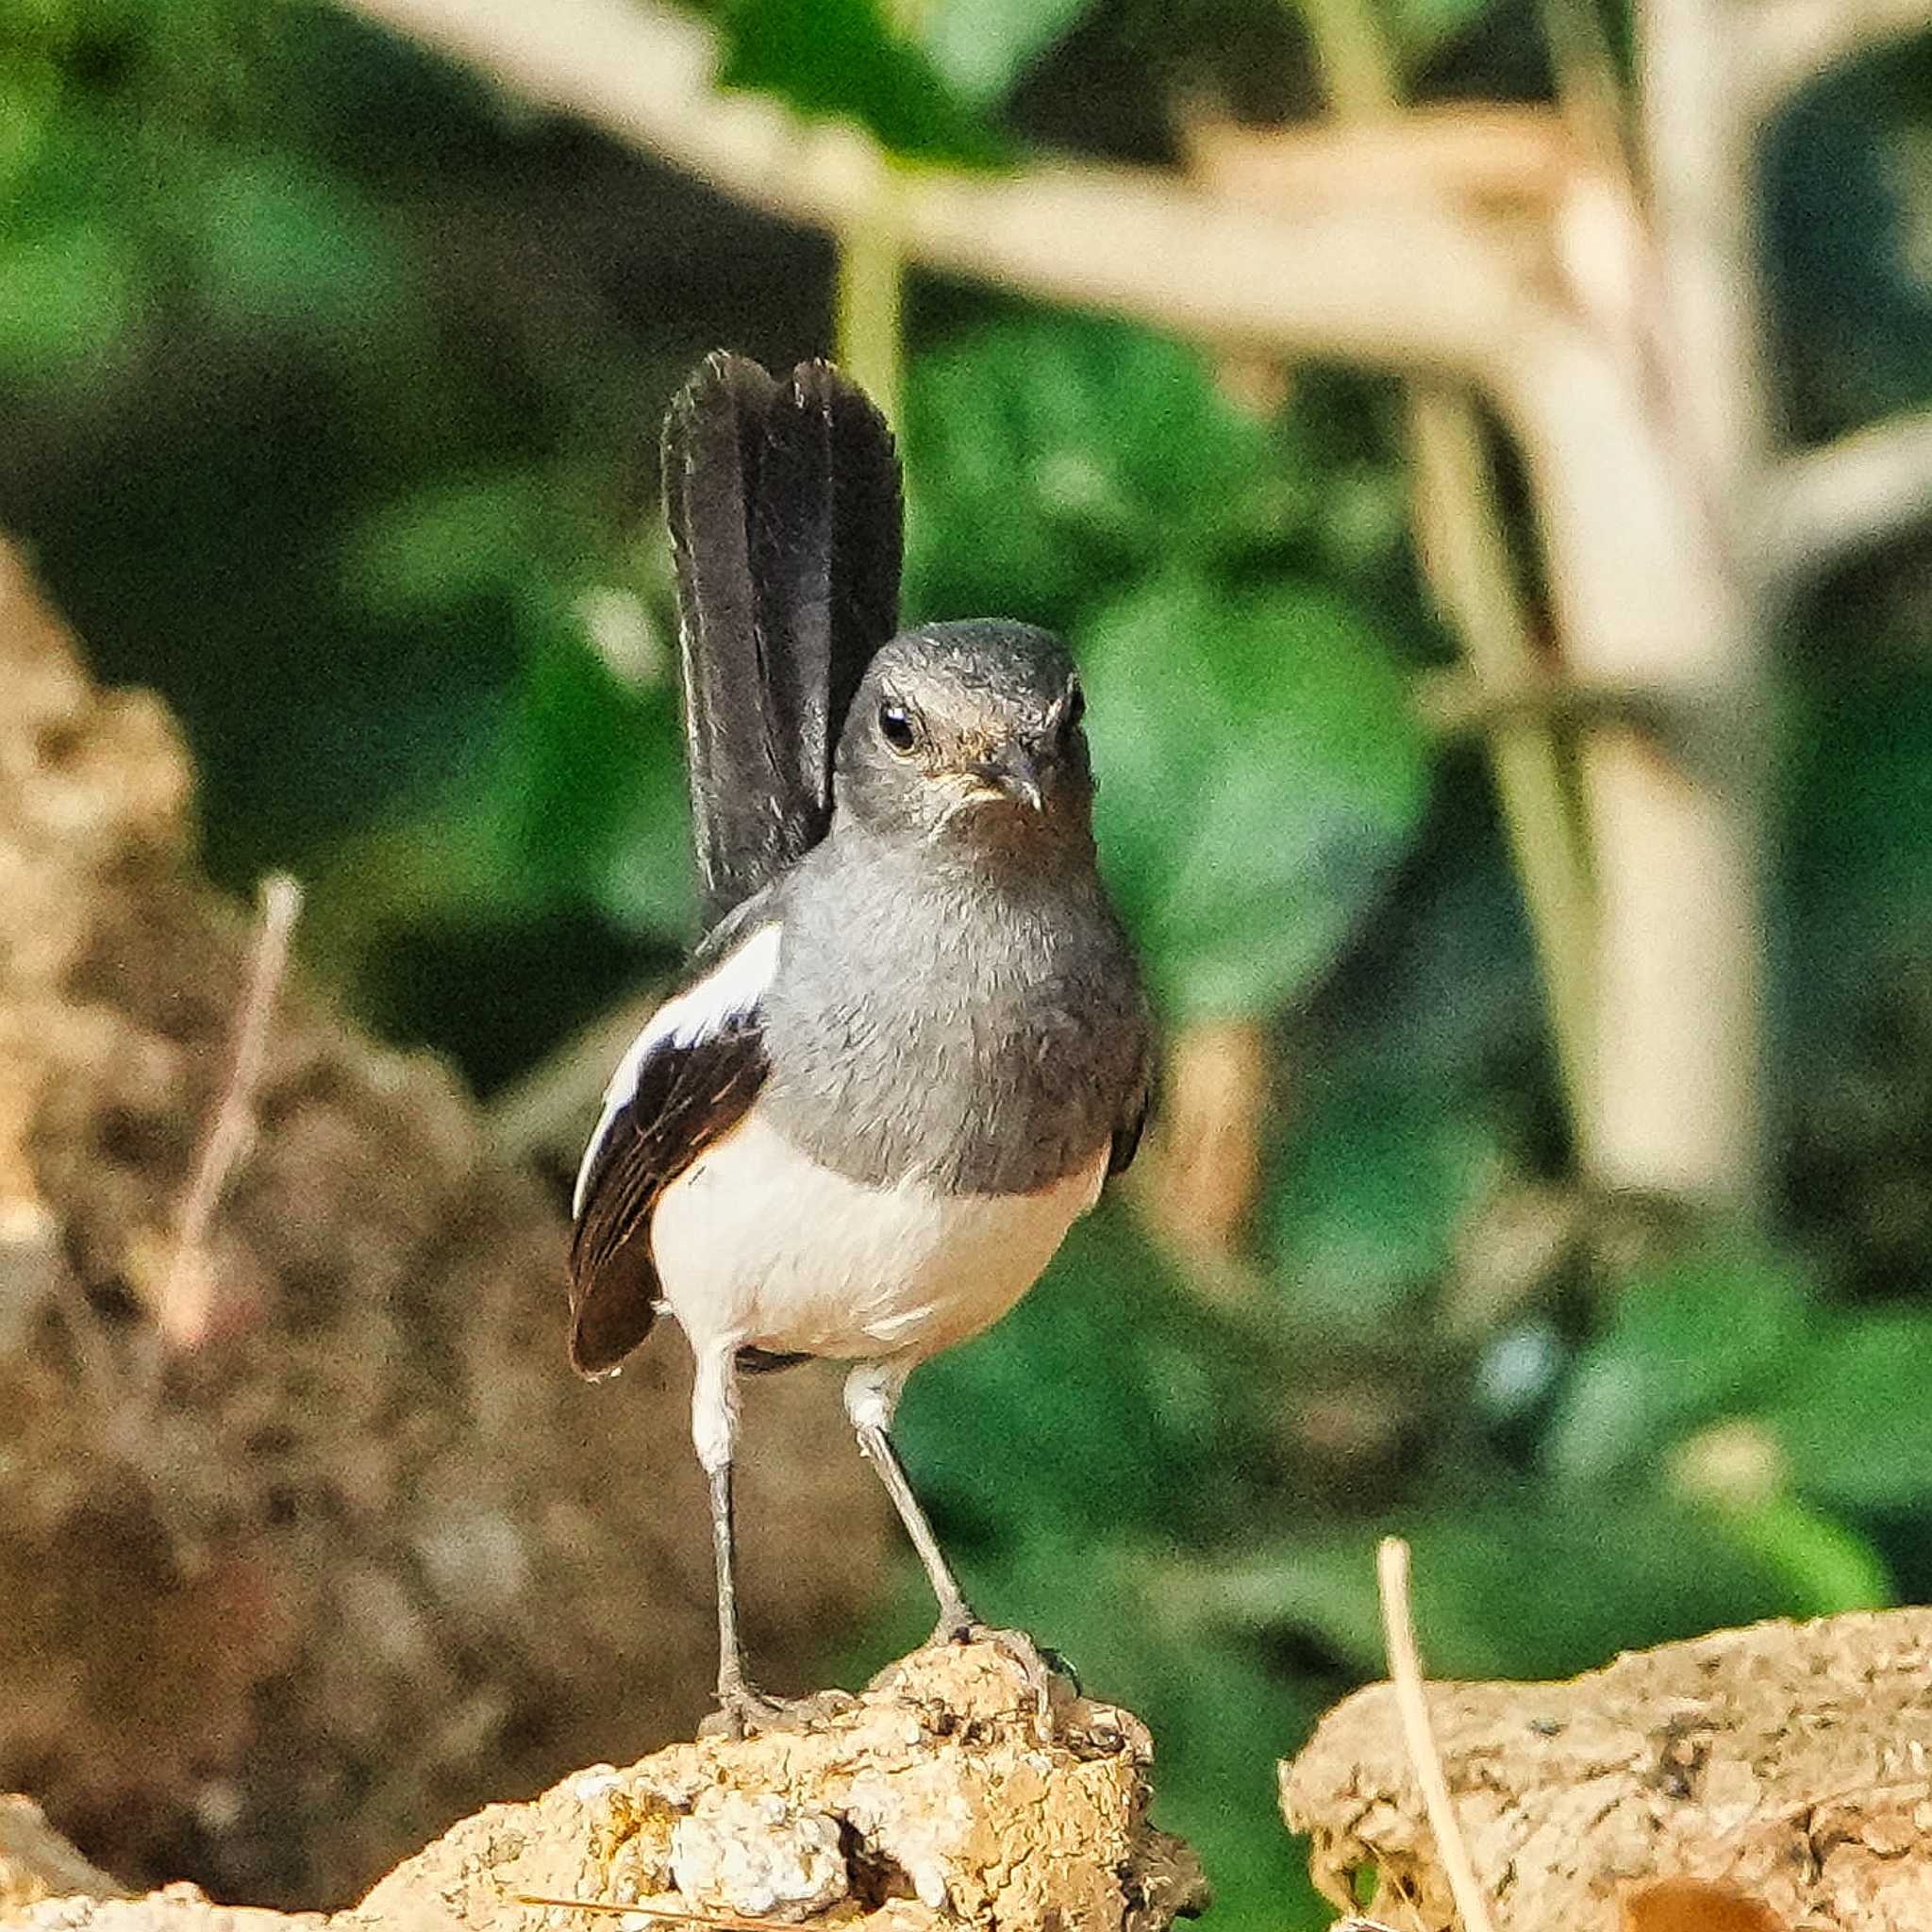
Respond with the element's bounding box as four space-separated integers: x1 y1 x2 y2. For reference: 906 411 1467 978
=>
832 621 1093 856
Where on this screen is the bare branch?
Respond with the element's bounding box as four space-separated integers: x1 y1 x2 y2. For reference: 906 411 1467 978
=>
1742 0 1932 113
1375 1538 1500 1932
1761 408 1932 580
341 0 1532 380
159 871 303 1350
1177 108 1578 211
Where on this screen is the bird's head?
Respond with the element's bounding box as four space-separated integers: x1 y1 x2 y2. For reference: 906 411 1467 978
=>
833 621 1094 858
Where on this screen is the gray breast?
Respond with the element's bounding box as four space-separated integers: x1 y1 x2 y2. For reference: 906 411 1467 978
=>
758 835 1147 1195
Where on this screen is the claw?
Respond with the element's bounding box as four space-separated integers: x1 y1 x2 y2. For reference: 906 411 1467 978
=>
702 1680 794 1740
925 1621 1075 1722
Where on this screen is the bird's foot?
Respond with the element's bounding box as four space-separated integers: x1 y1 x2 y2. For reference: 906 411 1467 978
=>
701 1678 795 1740
924 1616 1079 1719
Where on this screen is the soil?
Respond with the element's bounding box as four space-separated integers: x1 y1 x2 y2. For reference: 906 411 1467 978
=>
0 536 889 1907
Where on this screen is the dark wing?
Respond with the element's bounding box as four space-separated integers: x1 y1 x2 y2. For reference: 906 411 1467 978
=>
665 353 903 929
567 920 779 1377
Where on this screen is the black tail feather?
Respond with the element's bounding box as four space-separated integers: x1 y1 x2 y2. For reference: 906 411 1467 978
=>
797 360 902 791
661 352 903 930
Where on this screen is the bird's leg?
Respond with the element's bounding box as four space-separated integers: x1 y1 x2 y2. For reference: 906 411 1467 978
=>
854 1417 977 1638
843 1361 974 1634
844 1364 1067 1717
695 1343 784 1736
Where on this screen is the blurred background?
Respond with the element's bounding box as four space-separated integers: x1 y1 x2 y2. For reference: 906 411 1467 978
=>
1 0 1930 1926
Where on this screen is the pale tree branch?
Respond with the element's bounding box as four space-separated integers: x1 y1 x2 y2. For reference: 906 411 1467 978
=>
341 0 1536 379
1176 106 1579 210
1761 409 1932 580
1741 0 1932 113
1275 0 1602 1158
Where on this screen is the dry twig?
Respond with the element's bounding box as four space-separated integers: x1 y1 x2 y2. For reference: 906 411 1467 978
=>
157 870 303 1350
1375 1537 1498 1932
1762 411 1932 581
515 1895 799 1931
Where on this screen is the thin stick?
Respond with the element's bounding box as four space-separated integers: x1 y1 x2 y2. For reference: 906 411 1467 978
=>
1374 1538 1498 1932
158 870 303 1348
514 1894 801 1931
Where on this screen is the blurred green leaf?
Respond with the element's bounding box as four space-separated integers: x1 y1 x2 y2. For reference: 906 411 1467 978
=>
1387 0 1498 60
189 155 405 333
921 0 1102 106
0 220 138 380
718 0 1002 165
1767 1312 1932 1511
501 592 694 932
1542 1247 1816 1484
1790 674 1932 922
1081 573 1429 1016
1271 1079 1503 1337
342 473 550 617
1206 1496 1796 1681
1717 1494 1891 1617
898 1208 1283 1545
906 316 1309 625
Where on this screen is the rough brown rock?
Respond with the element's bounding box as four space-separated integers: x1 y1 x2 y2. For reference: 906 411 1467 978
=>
0 535 888 1906
4 1642 1205 1932
1281 1606 1932 1932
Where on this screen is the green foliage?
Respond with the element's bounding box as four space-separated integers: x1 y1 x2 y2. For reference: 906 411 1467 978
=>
1083 575 1428 1016
1268 1077 1502 1339
1385 0 1498 62
1769 1313 1932 1511
1540 1246 1814 1485
715 0 1003 163
6 3 1932 1929
1206 1495 1800 1681
906 317 1313 624
921 0 1103 106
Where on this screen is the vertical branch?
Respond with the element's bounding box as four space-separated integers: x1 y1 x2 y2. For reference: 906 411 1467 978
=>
1291 0 1601 1144
1535 0 1632 174
1578 0 1773 1205
832 0 922 421
1406 401 1600 1127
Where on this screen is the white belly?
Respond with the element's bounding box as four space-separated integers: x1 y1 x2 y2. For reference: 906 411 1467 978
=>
650 1110 1108 1362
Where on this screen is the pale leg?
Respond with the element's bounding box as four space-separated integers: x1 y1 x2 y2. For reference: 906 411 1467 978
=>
843 1360 975 1638
693 1340 782 1730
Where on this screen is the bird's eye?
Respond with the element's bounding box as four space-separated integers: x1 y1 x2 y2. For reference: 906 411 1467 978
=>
877 701 918 756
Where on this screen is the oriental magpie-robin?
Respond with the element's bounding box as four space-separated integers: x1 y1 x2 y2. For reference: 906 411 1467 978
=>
568 352 1151 1731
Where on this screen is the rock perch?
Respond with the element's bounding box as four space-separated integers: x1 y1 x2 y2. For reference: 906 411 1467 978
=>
7 1641 1206 1932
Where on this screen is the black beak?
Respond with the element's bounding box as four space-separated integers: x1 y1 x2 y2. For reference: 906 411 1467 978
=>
974 743 1046 813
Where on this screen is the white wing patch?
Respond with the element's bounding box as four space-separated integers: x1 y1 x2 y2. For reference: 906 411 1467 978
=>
571 921 782 1218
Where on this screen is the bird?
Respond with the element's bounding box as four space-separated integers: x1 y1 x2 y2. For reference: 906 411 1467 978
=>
567 351 1152 1733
